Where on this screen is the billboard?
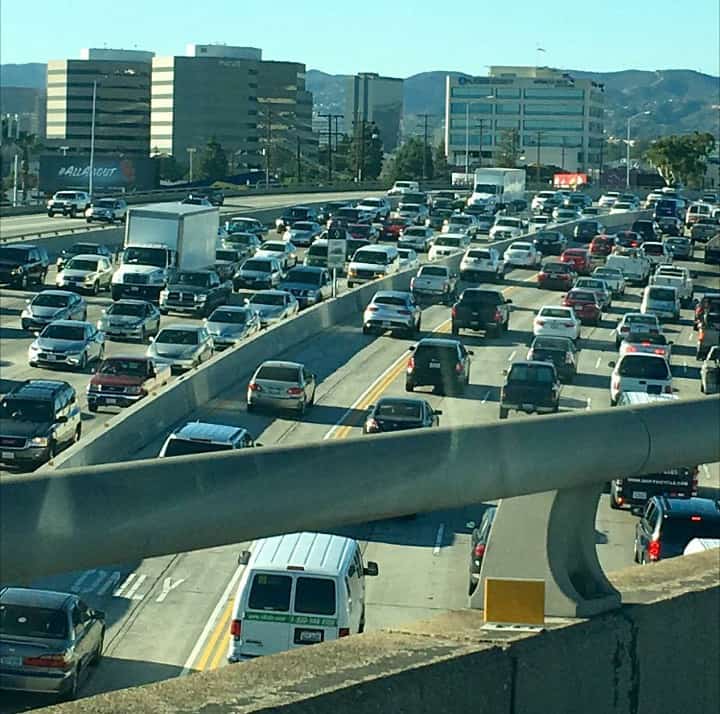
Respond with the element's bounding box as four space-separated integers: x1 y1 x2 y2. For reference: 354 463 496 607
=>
39 155 159 194
553 173 588 189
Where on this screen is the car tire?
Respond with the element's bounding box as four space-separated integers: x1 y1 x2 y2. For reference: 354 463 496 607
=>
362 325 370 335
88 401 98 413
91 629 105 666
48 210 55 217
309 388 316 407
39 269 48 285
297 400 306 417
499 406 509 420
86 218 92 224
81 309 87 321
405 379 414 393
60 669 79 702
69 206 77 218
77 352 88 372
451 324 459 336
246 401 256 413
92 281 100 295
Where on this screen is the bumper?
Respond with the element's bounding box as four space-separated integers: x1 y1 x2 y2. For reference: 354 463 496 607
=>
0 445 51 468
235 278 272 290
538 280 572 291
501 401 557 414
56 280 94 292
0 271 23 284
454 320 495 331
347 274 383 285
153 357 197 372
0 669 74 695
87 214 116 222
534 326 577 340
29 353 84 367
248 394 304 410
87 392 144 408
364 317 413 331
161 302 206 315
21 318 52 331
104 325 146 339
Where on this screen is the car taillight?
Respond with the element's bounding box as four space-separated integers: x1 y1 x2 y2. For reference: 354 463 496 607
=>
407 356 415 372
451 306 457 317
287 386 303 396
647 540 661 561
626 345 638 352
474 543 486 558
536 319 545 326
367 305 378 312
455 361 464 374
654 348 666 355
565 353 574 364
338 627 350 638
699 329 705 340
365 418 380 433
494 309 502 322
23 653 72 670
248 382 262 392
230 619 242 637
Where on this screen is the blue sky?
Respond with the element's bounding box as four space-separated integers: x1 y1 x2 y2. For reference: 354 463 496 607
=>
1 0 718 76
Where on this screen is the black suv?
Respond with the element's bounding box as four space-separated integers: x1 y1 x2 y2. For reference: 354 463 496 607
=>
573 220 605 244
406 337 473 395
0 244 50 288
0 380 82 471
631 219 661 243
634 496 720 564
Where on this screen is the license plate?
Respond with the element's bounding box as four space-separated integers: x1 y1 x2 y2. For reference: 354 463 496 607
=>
129 286 140 293
429 360 441 368
105 398 117 405
0 655 22 667
632 491 647 500
294 629 324 644
45 354 57 361
1 451 15 460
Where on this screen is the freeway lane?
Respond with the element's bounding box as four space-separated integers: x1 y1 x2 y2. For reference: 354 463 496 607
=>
3 245 717 711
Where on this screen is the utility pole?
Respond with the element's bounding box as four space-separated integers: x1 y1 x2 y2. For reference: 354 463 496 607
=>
464 104 470 181
12 153 19 207
187 147 196 182
599 135 604 189
478 119 485 169
318 113 342 182
357 119 366 182
561 136 566 171
419 113 431 181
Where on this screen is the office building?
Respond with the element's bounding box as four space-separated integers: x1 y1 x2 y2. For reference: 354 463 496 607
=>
444 66 604 173
345 73 404 152
46 49 153 156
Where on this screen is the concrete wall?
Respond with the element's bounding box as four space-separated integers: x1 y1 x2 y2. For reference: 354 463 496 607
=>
44 550 719 713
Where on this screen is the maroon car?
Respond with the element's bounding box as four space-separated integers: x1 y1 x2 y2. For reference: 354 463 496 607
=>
536 261 577 291
589 235 614 258
560 248 592 275
382 217 410 241
562 289 602 325
86 356 170 412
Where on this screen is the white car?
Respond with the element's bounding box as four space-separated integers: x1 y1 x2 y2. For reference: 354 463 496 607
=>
533 305 581 341
531 191 557 213
609 353 673 405
552 207 581 223
283 221 322 247
55 254 114 294
592 266 626 296
642 241 673 267
428 233 470 261
387 180 420 196
489 216 525 241
255 240 298 270
598 192 621 208
460 247 505 281
528 215 552 233
398 226 435 252
442 213 479 237
610 201 635 214
356 197 390 221
614 312 662 348
397 248 420 271
503 241 542 269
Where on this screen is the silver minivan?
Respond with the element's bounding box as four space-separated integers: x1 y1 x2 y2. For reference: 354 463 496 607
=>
641 285 680 322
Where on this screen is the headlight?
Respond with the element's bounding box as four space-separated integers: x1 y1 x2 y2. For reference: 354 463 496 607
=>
84 274 95 283
30 436 49 447
125 386 143 395
11 267 22 275
348 269 357 277
160 289 169 299
28 344 39 353
21 308 30 318
195 294 207 302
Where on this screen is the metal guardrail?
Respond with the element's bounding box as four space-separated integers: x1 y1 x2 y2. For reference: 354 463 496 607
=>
0 222 119 244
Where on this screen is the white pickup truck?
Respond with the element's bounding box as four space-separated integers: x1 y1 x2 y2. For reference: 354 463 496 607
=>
605 253 651 286
460 246 505 282
651 265 694 307
410 264 459 304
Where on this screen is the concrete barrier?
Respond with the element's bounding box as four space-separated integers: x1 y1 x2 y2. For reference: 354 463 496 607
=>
41 549 719 714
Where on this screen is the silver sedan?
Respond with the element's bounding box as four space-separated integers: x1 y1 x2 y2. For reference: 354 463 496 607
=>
28 320 105 371
147 324 214 373
204 305 262 349
362 290 421 337
97 299 161 342
247 360 316 415
245 290 299 327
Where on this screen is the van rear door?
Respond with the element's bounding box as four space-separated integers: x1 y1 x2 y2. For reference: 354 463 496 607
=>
289 576 340 649
240 572 293 657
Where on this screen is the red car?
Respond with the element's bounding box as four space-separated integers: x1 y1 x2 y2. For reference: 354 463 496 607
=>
382 218 410 241
562 288 602 325
614 230 643 250
560 248 592 275
536 261 577 290
589 235 614 258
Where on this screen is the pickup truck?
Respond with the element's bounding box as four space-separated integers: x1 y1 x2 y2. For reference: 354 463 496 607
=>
459 247 505 282
610 467 698 511
705 234 720 265
499 360 561 419
410 265 458 304
605 254 651 286
451 288 512 337
159 269 232 317
701 345 720 393
86 356 171 412
650 267 694 308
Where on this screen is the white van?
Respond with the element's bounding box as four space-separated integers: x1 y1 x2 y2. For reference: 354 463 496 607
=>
347 244 399 287
227 532 379 662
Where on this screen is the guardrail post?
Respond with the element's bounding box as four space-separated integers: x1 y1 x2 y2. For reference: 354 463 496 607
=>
469 485 621 618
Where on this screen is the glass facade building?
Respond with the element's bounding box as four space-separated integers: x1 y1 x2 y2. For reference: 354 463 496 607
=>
344 73 404 152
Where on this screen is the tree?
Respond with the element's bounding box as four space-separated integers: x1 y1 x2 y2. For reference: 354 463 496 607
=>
384 137 433 183
196 137 228 181
496 129 520 168
645 132 716 187
433 140 450 183
153 152 185 182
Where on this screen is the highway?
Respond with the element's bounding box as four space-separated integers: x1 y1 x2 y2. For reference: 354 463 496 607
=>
1 203 718 710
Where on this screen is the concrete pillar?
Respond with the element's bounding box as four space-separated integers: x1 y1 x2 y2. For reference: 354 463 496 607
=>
470 485 621 618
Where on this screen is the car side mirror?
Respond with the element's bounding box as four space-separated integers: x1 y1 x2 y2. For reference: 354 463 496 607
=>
434 409 443 416
244 297 250 305
237 550 252 566
506 298 513 304
408 345 415 351
148 336 155 343
57 416 68 423
364 561 379 577
468 350 475 356
608 360 616 368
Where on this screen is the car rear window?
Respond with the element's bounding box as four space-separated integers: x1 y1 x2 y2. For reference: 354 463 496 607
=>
644 244 663 254
435 237 462 246
376 401 422 418
256 365 300 382
374 295 407 307
508 364 555 382
540 307 573 318
248 573 292 611
461 290 501 304
544 263 571 274
618 356 670 379
662 518 720 547
294 577 336 616
419 266 447 276
648 288 676 301
467 250 490 259
163 439 233 457
243 259 273 271
0 604 68 639
534 337 570 351
414 344 458 363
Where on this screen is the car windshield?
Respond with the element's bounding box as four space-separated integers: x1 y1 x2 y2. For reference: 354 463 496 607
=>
0 398 54 422
286 269 321 285
625 315 657 327
374 295 408 307
94 199 116 208
509 364 555 382
404 228 426 236
308 244 328 257
0 247 30 262
65 258 99 271
544 263 571 274
176 273 210 286
216 250 237 262
250 293 286 306
399 204 420 213
99 359 147 376
210 309 248 324
376 401 423 419
33 293 71 307
262 243 285 252
496 219 518 227
450 216 470 225
42 324 85 340
163 440 233 457
419 267 447 276
350 225 371 236
644 244 663 254
618 356 670 379
256 365 300 382
435 237 461 247
287 208 309 219
226 222 255 234
293 222 315 231
649 288 676 301
354 250 386 264
461 290 500 304
242 260 272 272
0 604 68 639
108 302 145 316
510 243 531 251
541 308 573 318
156 329 199 345
248 573 292 611
467 250 490 259
123 247 167 267
576 280 603 289
535 232 560 241
532 217 549 223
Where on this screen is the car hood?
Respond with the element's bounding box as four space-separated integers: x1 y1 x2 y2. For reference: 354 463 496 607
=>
351 261 387 271
90 373 144 387
149 343 198 358
252 304 285 318
33 337 87 351
60 268 95 279
26 305 69 319
0 419 52 439
206 322 246 337
102 313 144 325
115 264 164 278
238 269 270 278
280 281 319 292
0 260 23 270
167 284 210 295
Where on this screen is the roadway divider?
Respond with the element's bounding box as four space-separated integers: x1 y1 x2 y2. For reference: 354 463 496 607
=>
46 211 648 471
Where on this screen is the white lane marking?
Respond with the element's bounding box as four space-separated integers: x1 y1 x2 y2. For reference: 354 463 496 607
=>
70 570 95 593
125 574 147 600
113 573 135 597
683 361 688 374
156 577 186 603
701 464 711 480
595 356 602 369
586 398 592 410
608 329 616 339
433 523 445 555
180 560 248 676
481 390 491 404
507 350 517 362
97 572 122 596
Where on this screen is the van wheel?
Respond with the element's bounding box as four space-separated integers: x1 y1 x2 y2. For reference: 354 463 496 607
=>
359 609 366 634
499 406 509 420
405 379 414 393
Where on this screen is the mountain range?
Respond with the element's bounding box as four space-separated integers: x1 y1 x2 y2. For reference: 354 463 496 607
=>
1 62 717 141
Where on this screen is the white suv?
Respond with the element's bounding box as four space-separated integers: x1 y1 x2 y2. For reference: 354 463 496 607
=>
609 353 673 405
47 191 92 218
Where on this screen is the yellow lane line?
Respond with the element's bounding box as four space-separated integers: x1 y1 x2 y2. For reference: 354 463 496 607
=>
195 599 235 671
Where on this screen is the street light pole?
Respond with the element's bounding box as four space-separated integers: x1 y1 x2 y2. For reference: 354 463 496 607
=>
88 80 97 197
464 103 470 181
419 113 431 181
626 110 650 189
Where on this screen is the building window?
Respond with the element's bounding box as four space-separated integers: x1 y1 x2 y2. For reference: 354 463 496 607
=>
523 134 583 148
495 103 520 115
524 87 585 99
450 102 492 115
523 119 584 131
496 88 521 99
495 119 521 129
451 87 498 98
524 102 584 116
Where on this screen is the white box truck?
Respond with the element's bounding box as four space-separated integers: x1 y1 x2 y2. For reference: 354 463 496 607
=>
468 168 526 213
111 203 219 301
